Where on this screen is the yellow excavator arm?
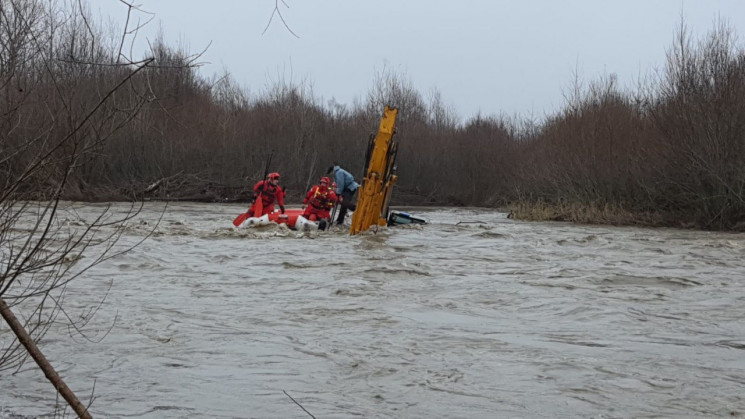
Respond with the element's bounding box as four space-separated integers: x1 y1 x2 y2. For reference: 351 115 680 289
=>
350 106 399 235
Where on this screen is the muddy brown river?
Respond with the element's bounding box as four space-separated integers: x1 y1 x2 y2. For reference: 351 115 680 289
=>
1 202 744 418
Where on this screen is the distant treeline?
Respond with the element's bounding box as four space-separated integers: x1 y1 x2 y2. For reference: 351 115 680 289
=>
3 1 745 230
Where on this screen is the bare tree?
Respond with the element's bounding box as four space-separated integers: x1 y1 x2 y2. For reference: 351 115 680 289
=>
0 0 191 415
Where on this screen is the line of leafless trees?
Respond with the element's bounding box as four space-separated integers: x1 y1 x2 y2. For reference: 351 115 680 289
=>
32 20 745 229
4 6 745 232
506 21 745 230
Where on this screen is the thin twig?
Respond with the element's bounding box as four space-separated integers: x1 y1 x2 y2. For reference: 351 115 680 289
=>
263 0 300 38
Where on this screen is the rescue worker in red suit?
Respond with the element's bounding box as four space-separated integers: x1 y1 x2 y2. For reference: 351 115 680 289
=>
250 172 285 217
302 176 337 222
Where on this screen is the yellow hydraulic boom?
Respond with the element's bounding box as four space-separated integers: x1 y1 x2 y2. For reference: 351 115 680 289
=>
350 106 399 235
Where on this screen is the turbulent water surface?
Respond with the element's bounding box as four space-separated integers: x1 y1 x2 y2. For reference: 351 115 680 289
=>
1 202 744 418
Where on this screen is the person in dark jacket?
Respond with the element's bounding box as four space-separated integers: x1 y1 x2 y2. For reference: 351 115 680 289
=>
327 164 359 225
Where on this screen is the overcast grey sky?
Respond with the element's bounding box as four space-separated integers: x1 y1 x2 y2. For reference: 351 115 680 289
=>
95 1 745 121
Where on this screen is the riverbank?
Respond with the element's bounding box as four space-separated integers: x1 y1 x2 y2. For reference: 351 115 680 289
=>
506 200 745 232
54 181 745 232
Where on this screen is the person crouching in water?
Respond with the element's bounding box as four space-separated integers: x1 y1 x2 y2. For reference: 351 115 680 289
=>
302 176 337 230
250 172 285 217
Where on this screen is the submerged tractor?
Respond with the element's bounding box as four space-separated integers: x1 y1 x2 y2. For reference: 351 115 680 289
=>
351 106 408 235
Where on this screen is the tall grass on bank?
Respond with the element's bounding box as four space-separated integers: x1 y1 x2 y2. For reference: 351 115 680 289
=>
509 201 667 228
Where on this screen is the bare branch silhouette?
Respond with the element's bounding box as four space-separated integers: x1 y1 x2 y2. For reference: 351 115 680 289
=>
0 0 194 415
263 0 300 38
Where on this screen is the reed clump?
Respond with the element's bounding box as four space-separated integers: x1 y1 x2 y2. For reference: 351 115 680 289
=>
509 201 667 227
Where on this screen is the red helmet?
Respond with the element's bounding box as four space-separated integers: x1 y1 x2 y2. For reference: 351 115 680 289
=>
319 176 330 185
268 172 280 180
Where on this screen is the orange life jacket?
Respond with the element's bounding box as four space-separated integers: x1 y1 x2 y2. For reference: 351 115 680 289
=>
306 185 335 209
